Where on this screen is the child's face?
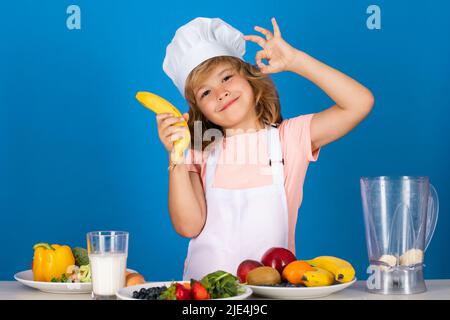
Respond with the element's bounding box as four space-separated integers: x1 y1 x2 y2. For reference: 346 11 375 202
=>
193 63 256 130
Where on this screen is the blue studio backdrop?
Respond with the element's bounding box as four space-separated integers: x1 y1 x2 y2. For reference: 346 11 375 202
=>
1 0 449 281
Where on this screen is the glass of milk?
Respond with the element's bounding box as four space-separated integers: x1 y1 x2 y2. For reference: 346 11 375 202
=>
87 231 129 300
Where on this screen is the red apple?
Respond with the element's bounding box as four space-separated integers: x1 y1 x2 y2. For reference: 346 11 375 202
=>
236 260 263 283
261 247 296 274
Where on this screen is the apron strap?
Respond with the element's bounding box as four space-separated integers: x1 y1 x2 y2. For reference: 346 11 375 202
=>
267 125 285 187
205 137 223 189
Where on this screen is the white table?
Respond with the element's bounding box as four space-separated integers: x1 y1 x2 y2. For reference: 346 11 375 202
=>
1 280 449 300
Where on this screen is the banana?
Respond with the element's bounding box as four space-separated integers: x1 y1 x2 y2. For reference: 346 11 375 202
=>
301 267 335 287
306 256 355 283
135 91 191 164
399 249 423 266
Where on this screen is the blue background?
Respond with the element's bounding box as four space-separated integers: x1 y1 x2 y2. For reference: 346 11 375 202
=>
1 0 449 281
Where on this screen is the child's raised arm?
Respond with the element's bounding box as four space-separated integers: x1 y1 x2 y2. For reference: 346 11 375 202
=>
288 50 374 152
156 113 207 238
244 18 374 153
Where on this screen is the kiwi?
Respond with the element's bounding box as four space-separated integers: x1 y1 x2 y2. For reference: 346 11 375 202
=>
246 266 281 285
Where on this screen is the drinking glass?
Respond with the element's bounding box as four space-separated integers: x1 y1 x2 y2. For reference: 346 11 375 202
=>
87 231 129 300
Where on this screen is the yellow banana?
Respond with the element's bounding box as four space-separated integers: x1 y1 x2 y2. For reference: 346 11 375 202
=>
135 91 191 164
301 267 335 287
306 256 355 283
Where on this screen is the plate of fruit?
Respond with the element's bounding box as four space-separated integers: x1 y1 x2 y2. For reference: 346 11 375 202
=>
237 247 357 299
116 270 252 300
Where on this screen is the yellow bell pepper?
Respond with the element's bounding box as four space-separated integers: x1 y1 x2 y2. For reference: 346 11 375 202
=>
32 243 75 282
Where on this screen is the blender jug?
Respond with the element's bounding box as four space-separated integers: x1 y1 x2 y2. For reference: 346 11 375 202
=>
360 176 439 294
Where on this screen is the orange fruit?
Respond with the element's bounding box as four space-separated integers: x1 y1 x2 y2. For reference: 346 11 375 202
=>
282 260 315 285
182 282 191 290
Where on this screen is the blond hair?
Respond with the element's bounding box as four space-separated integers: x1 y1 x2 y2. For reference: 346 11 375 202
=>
184 56 282 151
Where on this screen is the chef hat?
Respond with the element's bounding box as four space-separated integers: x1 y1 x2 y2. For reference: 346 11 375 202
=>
163 17 246 98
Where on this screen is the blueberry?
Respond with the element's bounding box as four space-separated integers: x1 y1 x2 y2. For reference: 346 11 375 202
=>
130 286 168 300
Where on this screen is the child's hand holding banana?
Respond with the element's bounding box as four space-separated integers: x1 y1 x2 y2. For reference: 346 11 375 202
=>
156 112 189 158
136 92 191 165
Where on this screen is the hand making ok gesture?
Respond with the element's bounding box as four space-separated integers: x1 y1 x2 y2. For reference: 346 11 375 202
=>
244 17 298 74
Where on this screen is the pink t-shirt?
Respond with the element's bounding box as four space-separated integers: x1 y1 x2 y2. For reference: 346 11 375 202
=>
184 113 320 254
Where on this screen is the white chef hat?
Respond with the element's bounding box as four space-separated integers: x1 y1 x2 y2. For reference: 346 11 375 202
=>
162 17 246 98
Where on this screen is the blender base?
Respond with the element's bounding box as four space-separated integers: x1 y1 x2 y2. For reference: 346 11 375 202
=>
366 264 427 295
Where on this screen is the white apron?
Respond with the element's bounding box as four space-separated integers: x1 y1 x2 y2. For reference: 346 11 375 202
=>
183 125 289 281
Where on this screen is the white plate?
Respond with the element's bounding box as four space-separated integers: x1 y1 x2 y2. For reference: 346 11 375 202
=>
14 269 136 294
247 278 357 299
116 281 253 300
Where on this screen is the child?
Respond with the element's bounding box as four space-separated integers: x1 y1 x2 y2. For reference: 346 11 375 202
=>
158 17 374 281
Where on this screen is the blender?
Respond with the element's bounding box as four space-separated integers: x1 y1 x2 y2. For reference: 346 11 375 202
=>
360 176 439 294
